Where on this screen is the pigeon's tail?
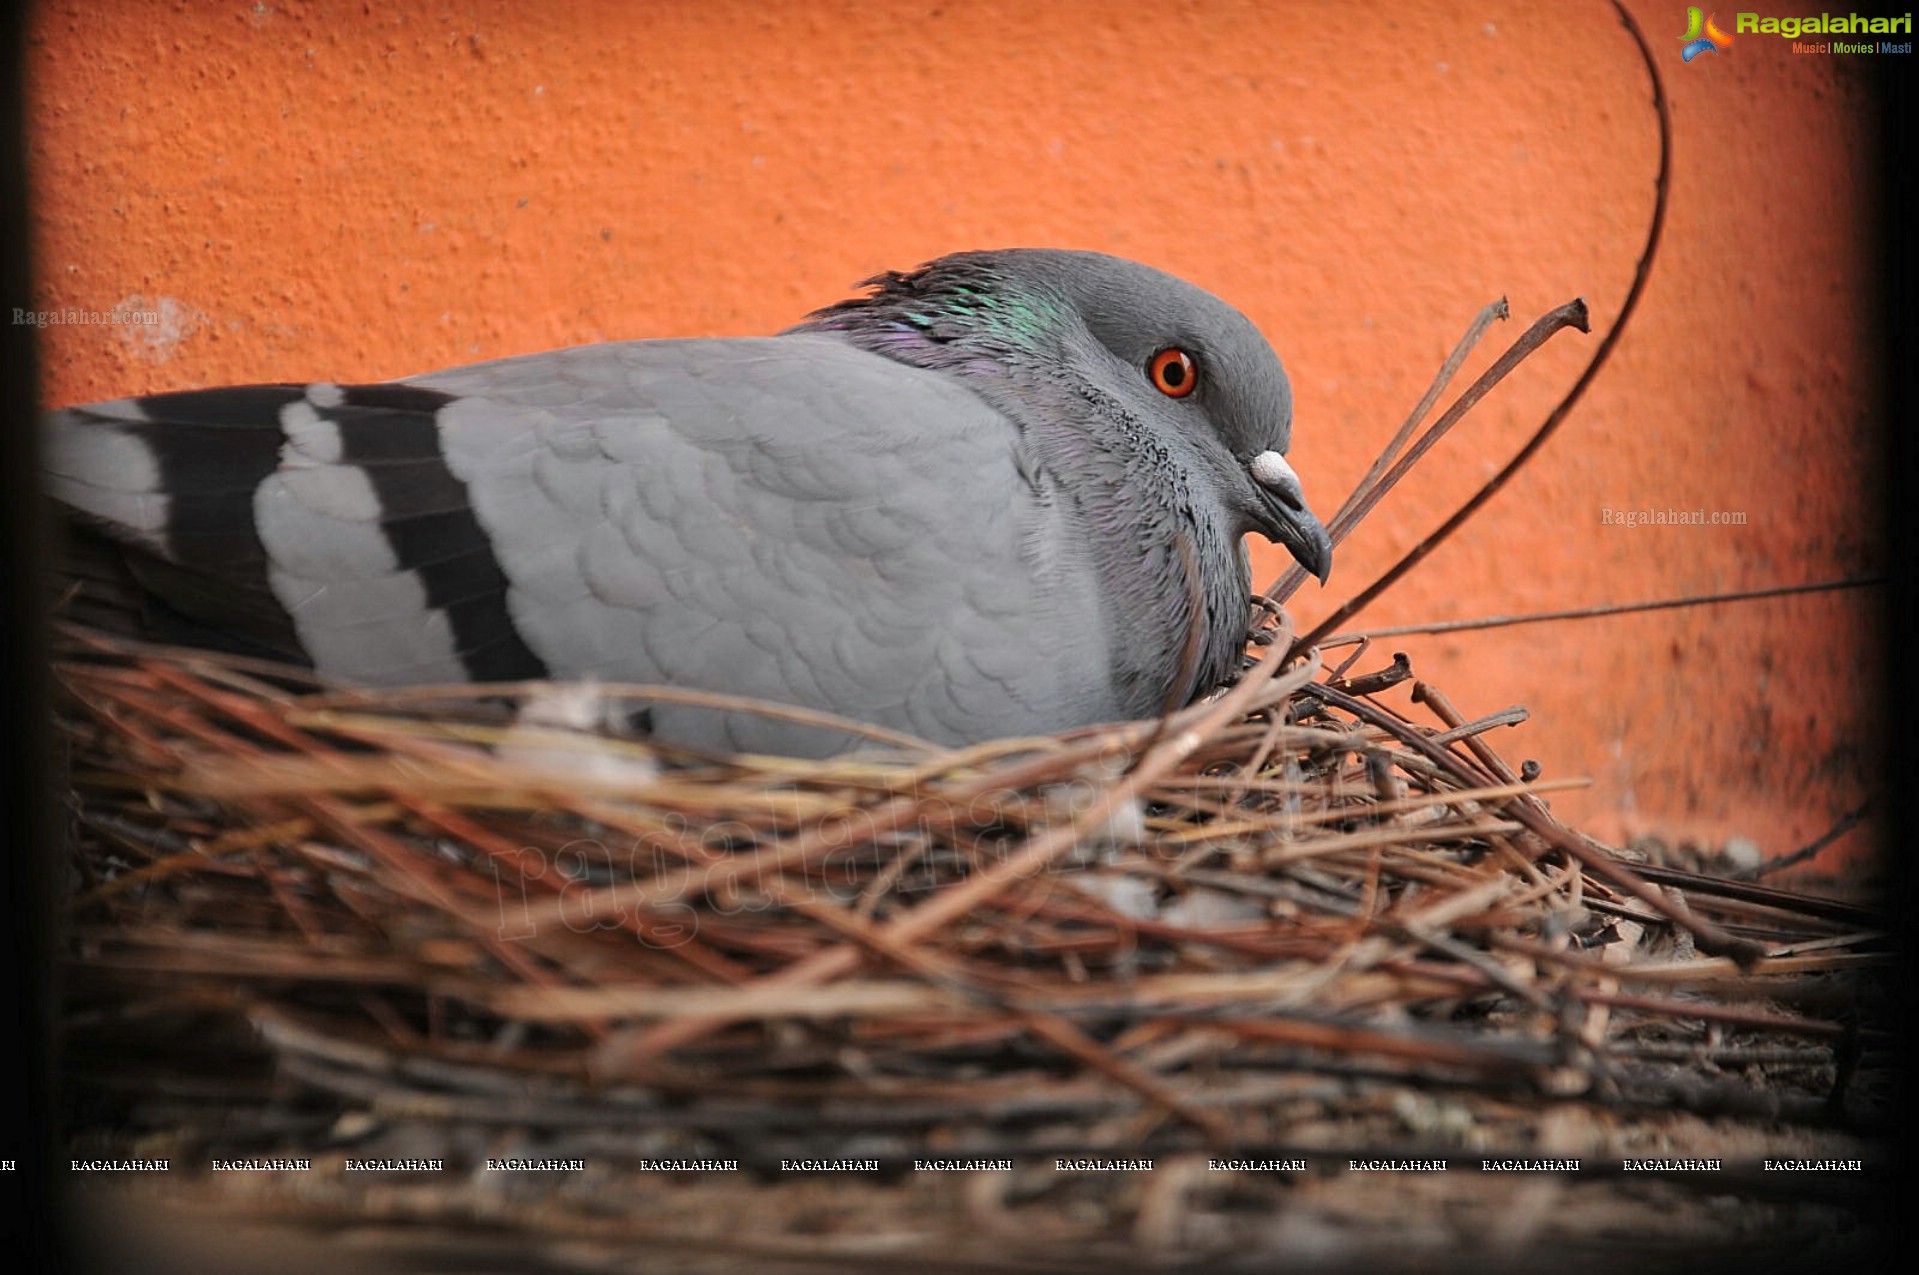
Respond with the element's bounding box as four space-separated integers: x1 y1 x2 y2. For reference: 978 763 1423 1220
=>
44 394 317 663
51 521 299 663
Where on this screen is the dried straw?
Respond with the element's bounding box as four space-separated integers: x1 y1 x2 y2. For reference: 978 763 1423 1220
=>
57 603 1885 1164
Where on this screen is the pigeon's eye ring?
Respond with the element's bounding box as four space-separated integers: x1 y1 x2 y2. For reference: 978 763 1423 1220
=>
1148 348 1199 398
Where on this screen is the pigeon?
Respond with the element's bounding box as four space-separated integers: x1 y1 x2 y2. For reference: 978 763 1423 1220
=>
44 249 1333 756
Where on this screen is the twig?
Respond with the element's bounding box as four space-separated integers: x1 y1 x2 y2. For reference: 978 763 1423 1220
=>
1266 298 1512 605
1752 800 1873 879
1287 0 1674 655
1326 576 1884 642
1286 300 1591 652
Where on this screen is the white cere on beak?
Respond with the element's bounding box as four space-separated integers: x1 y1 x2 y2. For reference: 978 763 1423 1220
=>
1249 449 1304 506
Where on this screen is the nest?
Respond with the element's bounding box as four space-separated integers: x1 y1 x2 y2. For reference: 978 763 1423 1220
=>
56 606 1890 1267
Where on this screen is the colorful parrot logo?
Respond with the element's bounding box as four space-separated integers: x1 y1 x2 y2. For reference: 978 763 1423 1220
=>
1680 7 1735 60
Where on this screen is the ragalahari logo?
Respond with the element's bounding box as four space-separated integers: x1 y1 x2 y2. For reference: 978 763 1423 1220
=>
1680 7 1736 59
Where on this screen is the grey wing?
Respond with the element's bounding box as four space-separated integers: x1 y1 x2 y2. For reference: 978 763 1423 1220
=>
418 335 1116 752
45 336 1116 753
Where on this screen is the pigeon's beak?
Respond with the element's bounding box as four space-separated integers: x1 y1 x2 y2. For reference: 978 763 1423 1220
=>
1247 450 1333 585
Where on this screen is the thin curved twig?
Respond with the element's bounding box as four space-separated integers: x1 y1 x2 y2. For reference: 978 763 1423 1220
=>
1289 0 1673 657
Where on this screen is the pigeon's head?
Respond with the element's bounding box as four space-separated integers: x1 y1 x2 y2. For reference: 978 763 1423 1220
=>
793 249 1333 584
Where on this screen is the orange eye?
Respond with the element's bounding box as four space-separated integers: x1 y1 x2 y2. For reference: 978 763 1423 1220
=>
1149 348 1198 398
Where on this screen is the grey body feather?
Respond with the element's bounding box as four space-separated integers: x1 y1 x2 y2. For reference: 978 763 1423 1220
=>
44 250 1332 755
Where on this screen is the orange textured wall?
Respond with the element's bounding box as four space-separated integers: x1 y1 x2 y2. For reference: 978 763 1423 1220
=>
24 0 1880 867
